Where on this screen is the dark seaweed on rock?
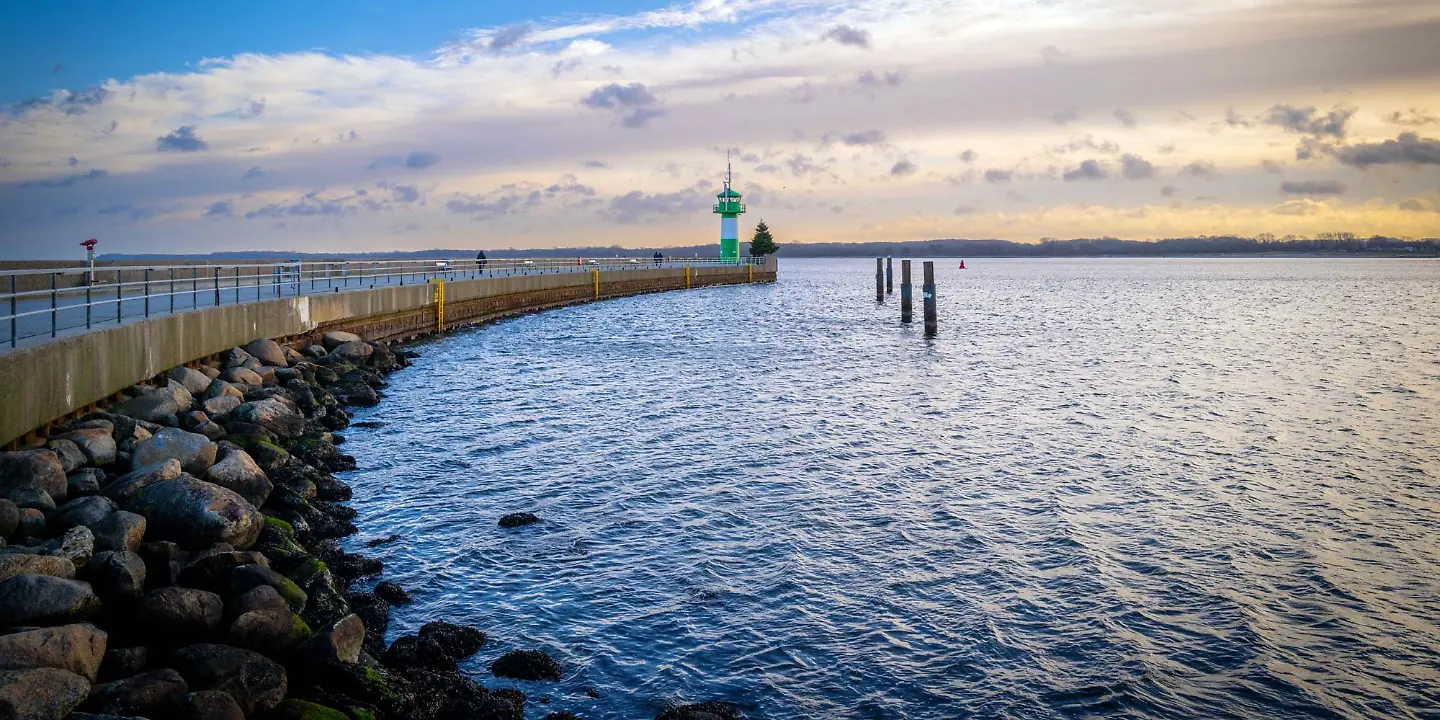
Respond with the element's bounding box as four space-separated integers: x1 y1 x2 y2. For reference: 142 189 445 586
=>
0 332 587 720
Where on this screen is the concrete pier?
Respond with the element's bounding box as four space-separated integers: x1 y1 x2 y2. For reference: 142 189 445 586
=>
0 258 776 447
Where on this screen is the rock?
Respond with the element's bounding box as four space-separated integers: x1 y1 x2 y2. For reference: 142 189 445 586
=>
220 347 254 369
18 508 46 537
321 331 362 351
178 410 210 432
230 585 288 617
202 395 242 421
221 367 264 386
544 713 581 720
303 345 327 358
498 512 540 528
6 486 55 513
243 338 289 367
45 439 87 474
0 574 100 626
67 469 105 498
82 668 188 716
29 527 93 569
269 698 350 720
384 622 486 671
0 553 75 581
131 428 217 476
656 702 741 720
171 643 287 716
491 649 561 681
0 667 90 720
240 357 263 372
373 581 411 606
83 551 146 600
57 429 118 468
0 498 17 539
203 448 273 508
0 624 107 681
69 418 115 434
329 341 373 364
205 379 246 401
122 475 263 550
90 511 146 553
296 613 363 666
138 541 181 589
0 449 67 502
228 564 307 614
113 390 187 425
136 587 223 640
102 460 182 505
98 647 148 682
233 398 305 440
172 689 245 720
345 592 388 657
177 550 268 591
50 496 116 532
229 606 311 656
168 366 213 395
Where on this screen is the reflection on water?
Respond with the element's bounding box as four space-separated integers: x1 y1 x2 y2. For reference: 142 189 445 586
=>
341 258 1440 719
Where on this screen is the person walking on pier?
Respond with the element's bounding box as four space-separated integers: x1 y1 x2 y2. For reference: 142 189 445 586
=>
476 250 488 272
653 250 663 267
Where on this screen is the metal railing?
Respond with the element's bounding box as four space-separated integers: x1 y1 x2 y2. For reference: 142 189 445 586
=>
2 255 764 351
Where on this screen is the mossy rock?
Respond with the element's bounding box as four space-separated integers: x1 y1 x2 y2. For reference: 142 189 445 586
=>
345 708 378 720
274 576 310 613
264 515 296 537
271 698 350 720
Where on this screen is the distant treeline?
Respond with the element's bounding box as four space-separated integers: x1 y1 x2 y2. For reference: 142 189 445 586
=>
100 235 1438 261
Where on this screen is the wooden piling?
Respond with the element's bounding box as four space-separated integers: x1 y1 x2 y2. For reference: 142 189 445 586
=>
875 258 884 302
922 261 937 336
900 260 912 323
885 257 893 294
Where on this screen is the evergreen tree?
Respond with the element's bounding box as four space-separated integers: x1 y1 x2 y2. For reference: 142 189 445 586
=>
749 220 779 256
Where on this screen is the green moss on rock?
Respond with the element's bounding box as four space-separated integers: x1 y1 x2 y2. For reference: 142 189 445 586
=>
272 698 350 720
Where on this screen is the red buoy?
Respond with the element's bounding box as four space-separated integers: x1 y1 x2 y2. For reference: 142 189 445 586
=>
959 260 967 269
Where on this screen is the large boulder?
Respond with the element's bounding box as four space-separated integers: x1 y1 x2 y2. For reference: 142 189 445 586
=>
131 428 217 476
103 460 183 505
167 367 213 395
243 339 289 368
0 624 107 681
82 667 189 716
0 667 91 720
0 574 101 626
228 564 307 614
171 644 287 716
0 554 75 581
328 341 374 364
120 476 264 550
228 606 312 656
320 331 362 351
0 498 17 538
220 347 254 370
50 495 117 532
67 469 105 498
172 689 245 720
233 398 305 440
221 367 264 387
203 448 273 508
176 550 268 591
294 613 362 666
490 649 562 681
32 526 95 568
83 551 146 601
90 511 146 553
6 486 55 512
205 380 245 401
53 429 118 468
202 396 242 421
0 449 68 502
113 386 190 425
98 646 148 682
137 587 223 639
44 439 87 474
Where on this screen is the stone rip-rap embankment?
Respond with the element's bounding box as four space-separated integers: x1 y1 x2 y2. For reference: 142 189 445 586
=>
0 332 738 720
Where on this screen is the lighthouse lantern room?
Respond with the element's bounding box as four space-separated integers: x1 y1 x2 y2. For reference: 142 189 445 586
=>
712 160 746 262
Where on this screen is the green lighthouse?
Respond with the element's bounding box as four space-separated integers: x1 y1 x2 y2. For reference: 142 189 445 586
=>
712 161 745 262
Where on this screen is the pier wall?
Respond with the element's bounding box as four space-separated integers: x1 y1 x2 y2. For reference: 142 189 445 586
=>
0 258 775 447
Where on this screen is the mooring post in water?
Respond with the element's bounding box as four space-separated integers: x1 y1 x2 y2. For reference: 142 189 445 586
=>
922 261 937 336
900 260 913 323
886 256 894 294
876 258 884 302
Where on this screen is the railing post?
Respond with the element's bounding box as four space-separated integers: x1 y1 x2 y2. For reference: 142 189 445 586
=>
144 269 150 317
9 275 16 348
50 273 57 338
115 269 122 324
169 268 175 313
192 268 198 309
86 271 92 329
214 267 221 307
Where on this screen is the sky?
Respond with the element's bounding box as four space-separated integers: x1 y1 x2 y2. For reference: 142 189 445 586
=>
1 0 1438 259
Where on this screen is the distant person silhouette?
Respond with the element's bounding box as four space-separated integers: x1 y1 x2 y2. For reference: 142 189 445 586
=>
476 250 488 271
654 251 663 267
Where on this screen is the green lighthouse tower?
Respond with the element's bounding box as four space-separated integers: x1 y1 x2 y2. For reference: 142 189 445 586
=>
712 160 745 262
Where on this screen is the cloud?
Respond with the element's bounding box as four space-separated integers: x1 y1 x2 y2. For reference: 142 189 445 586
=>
1270 198 1328 216
602 188 709 223
1331 132 1440 167
1386 108 1439 126
960 150 977 163
157 126 208 152
954 204 981 215
1260 159 1285 173
246 191 365 219
1160 185 1178 197
1113 108 1137 127
389 184 420 203
67 156 78 167
840 129 886 146
1063 159 1107 181
405 151 440 169
1120 153 1156 180
1180 161 1217 179
19 168 107 188
890 159 916 176
490 24 533 51
822 25 871 49
204 200 233 217
581 82 666 128
241 98 266 118
581 160 610 169
1224 107 1251 128
983 169 1012 184
1040 45 1068 66
1263 104 1355 138
1048 109 1080 125
1050 135 1119 155
857 70 903 88
51 64 63 74
1398 197 1435 212
1280 180 1346 195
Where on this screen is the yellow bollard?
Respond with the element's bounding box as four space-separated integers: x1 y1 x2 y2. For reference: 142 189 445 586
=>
685 265 691 289
748 263 753 282
428 278 445 332
593 268 599 300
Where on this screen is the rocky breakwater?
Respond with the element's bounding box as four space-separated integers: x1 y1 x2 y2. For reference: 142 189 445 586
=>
0 332 588 720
